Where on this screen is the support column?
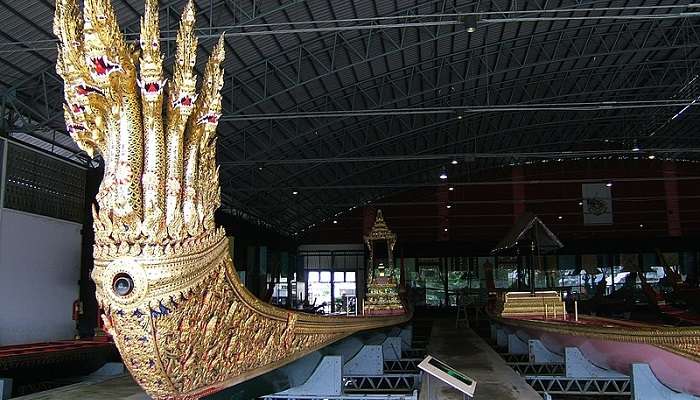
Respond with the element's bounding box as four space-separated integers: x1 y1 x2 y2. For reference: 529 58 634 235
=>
330 252 336 313
0 378 12 400
663 162 681 237
282 251 291 307
400 248 406 291
512 166 526 222
78 165 102 338
437 185 449 241
442 257 449 307
361 207 375 310
362 206 376 237
246 245 256 291
259 246 268 298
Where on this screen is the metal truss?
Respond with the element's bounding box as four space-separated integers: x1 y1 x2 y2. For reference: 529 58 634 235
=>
2 0 699 232
499 353 530 363
525 375 631 396
383 359 421 373
262 393 418 400
221 19 700 158
507 362 565 376
401 349 426 359
343 374 420 393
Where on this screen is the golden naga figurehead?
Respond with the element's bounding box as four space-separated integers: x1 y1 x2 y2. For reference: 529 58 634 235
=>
55 1 410 398
82 0 130 85
55 0 226 299
56 0 227 379
137 0 167 103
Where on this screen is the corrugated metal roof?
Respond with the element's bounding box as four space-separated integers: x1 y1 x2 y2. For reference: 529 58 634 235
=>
0 0 698 232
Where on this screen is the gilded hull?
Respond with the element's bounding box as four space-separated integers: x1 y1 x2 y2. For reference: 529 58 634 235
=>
96 231 410 399
492 314 700 395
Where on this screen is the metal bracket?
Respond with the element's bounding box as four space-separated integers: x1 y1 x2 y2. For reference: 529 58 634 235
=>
528 340 563 364
272 356 343 397
399 326 413 351
507 334 528 355
565 347 628 378
344 345 383 376
333 337 365 363
496 328 508 348
282 351 323 388
631 364 699 400
382 337 402 361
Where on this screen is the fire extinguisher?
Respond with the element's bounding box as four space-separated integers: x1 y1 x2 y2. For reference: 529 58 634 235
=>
72 299 83 321
97 307 106 332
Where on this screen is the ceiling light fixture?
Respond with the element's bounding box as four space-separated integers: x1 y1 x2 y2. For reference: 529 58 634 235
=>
446 205 452 209
439 167 448 180
448 187 454 191
333 220 338 224
292 191 299 195
444 228 448 232
462 15 477 32
648 154 656 160
558 215 563 220
451 159 458 165
606 182 613 187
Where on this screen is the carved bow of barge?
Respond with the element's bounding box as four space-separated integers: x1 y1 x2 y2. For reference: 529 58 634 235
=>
53 1 410 398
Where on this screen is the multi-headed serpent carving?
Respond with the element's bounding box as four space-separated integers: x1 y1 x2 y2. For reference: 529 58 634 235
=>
54 1 410 398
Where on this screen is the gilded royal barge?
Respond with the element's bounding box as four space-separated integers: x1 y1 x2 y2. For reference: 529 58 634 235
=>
53 0 410 398
491 291 700 395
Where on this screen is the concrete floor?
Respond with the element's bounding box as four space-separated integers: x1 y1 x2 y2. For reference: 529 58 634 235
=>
13 375 149 400
419 318 542 400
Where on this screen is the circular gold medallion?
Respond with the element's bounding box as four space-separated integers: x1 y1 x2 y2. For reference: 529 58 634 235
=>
102 259 149 307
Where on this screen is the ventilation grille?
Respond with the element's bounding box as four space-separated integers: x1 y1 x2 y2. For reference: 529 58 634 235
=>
3 143 86 223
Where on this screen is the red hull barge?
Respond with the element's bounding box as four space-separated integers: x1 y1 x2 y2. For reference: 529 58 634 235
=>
490 291 700 395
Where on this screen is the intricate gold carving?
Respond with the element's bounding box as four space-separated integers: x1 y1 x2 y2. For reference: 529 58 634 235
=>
54 1 410 398
363 210 404 315
496 291 565 318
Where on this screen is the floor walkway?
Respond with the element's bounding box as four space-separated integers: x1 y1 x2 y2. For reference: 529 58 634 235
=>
419 318 542 400
13 374 148 400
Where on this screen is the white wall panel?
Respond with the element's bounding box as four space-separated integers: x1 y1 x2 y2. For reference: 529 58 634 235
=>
0 208 81 345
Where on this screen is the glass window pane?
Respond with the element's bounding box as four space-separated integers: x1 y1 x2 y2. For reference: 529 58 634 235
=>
333 271 345 282
334 281 356 312
346 272 356 282
320 271 331 283
308 271 319 282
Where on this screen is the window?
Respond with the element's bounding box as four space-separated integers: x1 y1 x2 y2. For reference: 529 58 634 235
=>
308 271 319 283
